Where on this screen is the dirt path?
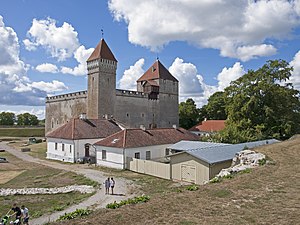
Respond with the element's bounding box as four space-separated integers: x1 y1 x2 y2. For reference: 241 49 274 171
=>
0 142 134 225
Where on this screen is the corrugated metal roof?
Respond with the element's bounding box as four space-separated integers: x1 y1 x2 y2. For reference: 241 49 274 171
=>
167 140 230 151
171 139 279 164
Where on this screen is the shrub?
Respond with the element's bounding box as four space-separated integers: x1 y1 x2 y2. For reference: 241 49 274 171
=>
106 195 150 209
210 177 221 183
258 158 267 166
186 185 199 191
57 208 91 221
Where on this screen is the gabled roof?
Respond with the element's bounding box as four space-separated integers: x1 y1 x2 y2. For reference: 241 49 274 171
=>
87 38 117 62
94 127 199 148
46 119 122 140
137 60 178 82
189 120 226 132
170 139 279 164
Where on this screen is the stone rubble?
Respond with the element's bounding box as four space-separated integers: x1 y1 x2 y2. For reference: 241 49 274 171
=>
0 185 95 196
215 149 266 178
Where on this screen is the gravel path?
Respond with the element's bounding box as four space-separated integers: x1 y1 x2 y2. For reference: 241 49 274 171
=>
0 142 134 225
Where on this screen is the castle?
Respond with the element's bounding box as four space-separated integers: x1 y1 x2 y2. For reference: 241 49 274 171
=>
45 38 179 134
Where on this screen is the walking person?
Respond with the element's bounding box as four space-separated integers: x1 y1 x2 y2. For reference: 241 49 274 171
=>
104 177 110 195
10 203 21 225
110 177 115 195
21 205 29 225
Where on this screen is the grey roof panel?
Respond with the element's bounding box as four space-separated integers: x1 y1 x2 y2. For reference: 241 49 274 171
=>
182 139 279 164
167 140 230 151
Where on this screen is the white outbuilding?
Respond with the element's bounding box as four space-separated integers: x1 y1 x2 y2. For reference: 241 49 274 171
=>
94 127 199 169
46 118 122 163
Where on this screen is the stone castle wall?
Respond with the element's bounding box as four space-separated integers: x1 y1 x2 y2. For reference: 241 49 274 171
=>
45 91 87 134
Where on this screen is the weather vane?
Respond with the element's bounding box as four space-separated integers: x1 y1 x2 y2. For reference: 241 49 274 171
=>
101 29 104 38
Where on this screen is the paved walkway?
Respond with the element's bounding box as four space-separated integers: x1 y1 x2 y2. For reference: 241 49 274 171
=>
0 142 134 225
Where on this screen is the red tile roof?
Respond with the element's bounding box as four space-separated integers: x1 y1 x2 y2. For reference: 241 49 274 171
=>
94 127 199 148
46 119 121 140
87 38 117 62
137 60 178 82
189 120 226 132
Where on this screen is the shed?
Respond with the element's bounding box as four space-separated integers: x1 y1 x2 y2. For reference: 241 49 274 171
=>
169 139 279 184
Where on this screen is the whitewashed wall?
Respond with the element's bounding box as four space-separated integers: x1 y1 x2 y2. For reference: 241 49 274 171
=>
47 138 101 163
96 144 172 169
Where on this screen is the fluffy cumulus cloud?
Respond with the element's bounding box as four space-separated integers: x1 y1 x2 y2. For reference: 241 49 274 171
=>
217 62 245 91
289 50 300 90
109 0 300 61
169 58 217 106
118 58 145 90
36 63 58 73
0 16 68 106
31 80 68 93
23 17 80 61
61 45 94 76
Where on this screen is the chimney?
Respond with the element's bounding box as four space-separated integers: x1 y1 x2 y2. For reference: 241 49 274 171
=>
79 113 87 120
140 124 146 131
105 114 109 120
172 124 177 129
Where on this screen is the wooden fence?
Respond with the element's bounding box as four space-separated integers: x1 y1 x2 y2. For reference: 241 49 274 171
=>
126 157 170 180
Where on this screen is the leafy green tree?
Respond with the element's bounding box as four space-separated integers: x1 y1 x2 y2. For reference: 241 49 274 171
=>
179 98 200 129
0 112 15 125
205 91 227 120
220 59 300 143
17 113 39 126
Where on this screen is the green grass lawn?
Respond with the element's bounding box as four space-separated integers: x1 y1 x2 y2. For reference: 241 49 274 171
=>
0 127 45 137
0 151 97 219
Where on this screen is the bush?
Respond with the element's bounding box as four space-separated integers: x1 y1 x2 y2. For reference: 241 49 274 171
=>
57 208 91 221
106 195 150 209
186 185 199 191
258 158 267 166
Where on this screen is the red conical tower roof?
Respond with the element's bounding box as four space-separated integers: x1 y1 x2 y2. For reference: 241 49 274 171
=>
87 38 117 62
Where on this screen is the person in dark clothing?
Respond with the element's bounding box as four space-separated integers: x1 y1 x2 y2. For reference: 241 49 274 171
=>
11 203 22 221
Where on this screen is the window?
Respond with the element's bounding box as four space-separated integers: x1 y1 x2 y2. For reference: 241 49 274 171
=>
141 113 144 117
102 150 106 160
55 143 57 150
134 152 140 159
69 145 72 153
165 149 169 156
146 151 151 160
126 113 129 117
62 144 64 151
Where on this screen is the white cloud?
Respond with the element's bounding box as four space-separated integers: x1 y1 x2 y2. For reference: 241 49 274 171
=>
23 17 79 61
31 80 68 93
61 45 94 76
36 63 58 73
118 58 145 90
217 62 245 91
109 0 300 61
169 58 217 106
289 50 300 90
0 16 68 106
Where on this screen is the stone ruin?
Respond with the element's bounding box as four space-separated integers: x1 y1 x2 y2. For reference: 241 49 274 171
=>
215 149 266 178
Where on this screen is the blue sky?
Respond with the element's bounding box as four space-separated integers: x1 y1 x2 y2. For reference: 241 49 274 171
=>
1 0 300 119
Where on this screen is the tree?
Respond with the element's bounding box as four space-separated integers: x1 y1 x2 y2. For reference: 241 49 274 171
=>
205 91 227 120
0 112 15 125
220 59 300 143
179 98 200 129
17 113 39 126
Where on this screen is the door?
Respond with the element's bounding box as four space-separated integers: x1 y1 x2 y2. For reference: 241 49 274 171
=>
181 164 196 183
85 144 89 157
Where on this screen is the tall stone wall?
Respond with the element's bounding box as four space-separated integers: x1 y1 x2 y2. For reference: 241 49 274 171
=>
45 91 87 134
158 79 179 127
114 90 159 128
